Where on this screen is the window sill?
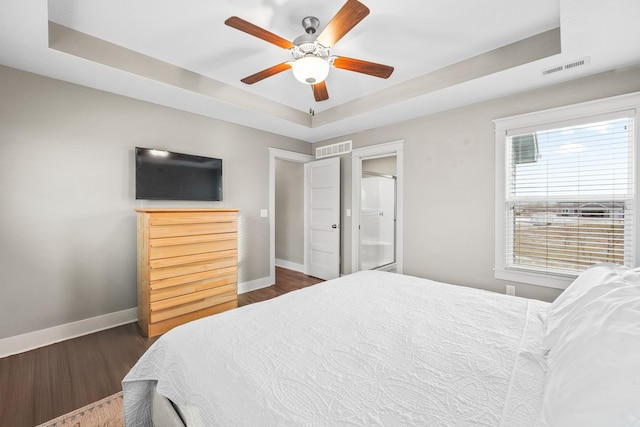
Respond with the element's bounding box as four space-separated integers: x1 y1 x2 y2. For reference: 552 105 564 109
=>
495 268 575 290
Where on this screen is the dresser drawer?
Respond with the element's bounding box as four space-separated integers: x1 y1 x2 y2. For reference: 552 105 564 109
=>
149 249 237 269
149 238 237 260
149 211 238 225
149 289 237 324
146 300 238 338
150 265 237 291
150 273 237 303
151 232 237 249
149 221 236 239
149 255 237 282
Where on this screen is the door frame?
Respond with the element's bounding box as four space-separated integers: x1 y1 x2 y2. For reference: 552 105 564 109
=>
268 148 315 285
351 140 404 274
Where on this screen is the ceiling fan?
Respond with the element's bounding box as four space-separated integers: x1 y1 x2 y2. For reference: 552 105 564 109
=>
224 0 394 102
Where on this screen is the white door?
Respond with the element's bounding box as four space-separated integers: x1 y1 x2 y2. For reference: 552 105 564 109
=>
305 157 340 280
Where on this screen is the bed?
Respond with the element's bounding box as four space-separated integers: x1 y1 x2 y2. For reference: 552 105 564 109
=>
122 265 640 426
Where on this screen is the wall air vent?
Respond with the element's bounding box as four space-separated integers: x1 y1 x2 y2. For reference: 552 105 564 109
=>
316 140 352 159
541 65 563 75
541 57 590 76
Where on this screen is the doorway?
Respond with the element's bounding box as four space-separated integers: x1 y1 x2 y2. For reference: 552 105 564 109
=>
268 148 341 283
351 140 404 274
274 158 305 272
360 168 396 270
268 148 314 285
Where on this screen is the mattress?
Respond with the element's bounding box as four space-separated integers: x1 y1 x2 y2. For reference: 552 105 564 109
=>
123 270 548 426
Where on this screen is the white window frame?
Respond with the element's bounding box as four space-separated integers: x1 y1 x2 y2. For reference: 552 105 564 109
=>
494 92 640 289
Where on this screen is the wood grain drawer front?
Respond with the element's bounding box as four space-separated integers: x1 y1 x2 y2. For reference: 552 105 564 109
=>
150 284 237 311
149 221 236 239
149 255 237 283
149 274 237 303
149 238 237 260
150 248 238 270
151 232 237 248
149 290 237 324
150 265 236 291
147 300 237 337
149 211 237 226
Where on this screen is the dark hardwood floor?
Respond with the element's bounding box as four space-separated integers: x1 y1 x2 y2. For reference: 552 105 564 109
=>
0 267 323 427
238 265 324 305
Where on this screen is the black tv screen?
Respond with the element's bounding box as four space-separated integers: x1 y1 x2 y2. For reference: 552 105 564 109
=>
135 147 222 201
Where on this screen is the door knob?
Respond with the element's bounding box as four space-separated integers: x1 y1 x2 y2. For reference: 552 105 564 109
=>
332 224 340 229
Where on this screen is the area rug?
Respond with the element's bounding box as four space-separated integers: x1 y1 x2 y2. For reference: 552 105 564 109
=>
36 392 123 427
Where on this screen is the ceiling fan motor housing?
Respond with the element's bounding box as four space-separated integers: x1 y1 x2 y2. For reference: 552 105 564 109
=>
302 16 320 34
292 16 329 60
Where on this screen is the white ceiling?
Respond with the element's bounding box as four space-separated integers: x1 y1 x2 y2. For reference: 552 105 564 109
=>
1 0 639 142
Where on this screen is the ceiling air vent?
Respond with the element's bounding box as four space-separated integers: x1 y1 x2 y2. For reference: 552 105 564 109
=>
541 56 590 76
316 140 352 159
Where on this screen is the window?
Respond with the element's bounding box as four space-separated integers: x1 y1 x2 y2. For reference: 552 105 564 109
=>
495 93 640 289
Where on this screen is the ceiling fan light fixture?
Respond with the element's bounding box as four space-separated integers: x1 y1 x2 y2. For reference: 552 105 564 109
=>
292 56 330 85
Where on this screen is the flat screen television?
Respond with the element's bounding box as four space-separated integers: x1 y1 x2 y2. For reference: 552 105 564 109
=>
135 147 222 201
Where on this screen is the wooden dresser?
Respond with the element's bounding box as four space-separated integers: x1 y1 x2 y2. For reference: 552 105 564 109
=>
136 208 239 337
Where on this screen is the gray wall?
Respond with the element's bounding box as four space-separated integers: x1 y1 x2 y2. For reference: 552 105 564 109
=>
316 65 640 302
0 65 311 340
275 159 304 265
3 62 640 340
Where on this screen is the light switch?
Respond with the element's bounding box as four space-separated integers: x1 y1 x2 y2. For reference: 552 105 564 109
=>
260 209 268 218
346 208 351 217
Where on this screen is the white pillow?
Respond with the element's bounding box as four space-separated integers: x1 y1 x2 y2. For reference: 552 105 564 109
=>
537 285 640 427
543 263 640 350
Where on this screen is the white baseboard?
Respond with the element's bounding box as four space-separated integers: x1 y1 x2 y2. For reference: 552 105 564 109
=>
0 307 138 358
275 259 305 273
1 275 275 358
238 275 272 294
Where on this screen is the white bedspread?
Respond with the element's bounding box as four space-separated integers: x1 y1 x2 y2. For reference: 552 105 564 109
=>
123 271 548 426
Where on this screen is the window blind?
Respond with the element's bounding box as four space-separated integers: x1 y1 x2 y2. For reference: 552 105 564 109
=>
504 113 635 275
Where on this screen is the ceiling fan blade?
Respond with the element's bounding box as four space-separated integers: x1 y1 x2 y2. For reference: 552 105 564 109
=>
241 62 292 85
316 0 370 47
312 81 329 102
332 56 394 79
225 16 294 50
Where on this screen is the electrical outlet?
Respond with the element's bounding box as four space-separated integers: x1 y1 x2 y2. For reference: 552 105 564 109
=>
506 285 516 296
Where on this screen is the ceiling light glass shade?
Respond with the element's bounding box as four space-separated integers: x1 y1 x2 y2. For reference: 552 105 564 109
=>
291 56 330 85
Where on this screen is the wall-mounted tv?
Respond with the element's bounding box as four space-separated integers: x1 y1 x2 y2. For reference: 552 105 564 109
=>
135 147 222 201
